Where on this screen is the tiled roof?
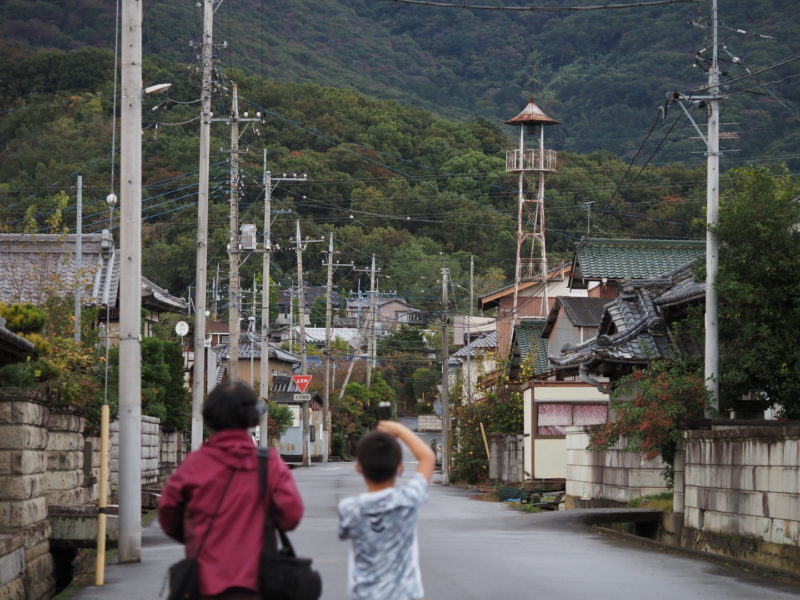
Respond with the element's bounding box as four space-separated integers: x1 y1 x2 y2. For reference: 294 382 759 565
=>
0 231 187 312
452 331 497 358
551 261 703 373
303 327 360 347
0 231 118 307
212 331 301 365
575 238 705 280
558 296 605 327
514 318 549 375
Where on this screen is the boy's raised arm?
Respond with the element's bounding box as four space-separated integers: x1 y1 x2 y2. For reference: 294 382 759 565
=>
377 420 436 482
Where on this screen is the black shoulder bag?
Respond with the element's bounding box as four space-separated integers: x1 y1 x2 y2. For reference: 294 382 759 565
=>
167 469 234 600
258 447 322 600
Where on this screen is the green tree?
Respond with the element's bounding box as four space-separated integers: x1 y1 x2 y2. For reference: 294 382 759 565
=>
309 295 326 327
714 166 800 418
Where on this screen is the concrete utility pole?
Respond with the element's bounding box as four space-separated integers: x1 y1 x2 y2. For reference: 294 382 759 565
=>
227 83 241 382
323 233 334 463
366 255 377 388
259 167 306 446
466 255 473 404
74 175 83 343
191 0 214 451
293 220 323 375
321 233 352 463
440 266 450 486
118 0 143 563
704 0 720 415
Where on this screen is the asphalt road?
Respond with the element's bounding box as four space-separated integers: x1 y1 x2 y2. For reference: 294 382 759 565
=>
72 421 800 599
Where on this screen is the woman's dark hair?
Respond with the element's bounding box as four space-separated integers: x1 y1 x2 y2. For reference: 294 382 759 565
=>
202 381 260 432
356 431 402 483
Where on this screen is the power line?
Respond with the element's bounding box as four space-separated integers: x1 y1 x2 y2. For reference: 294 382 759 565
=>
383 0 699 12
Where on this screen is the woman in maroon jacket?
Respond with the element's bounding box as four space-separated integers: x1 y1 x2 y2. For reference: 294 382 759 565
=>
158 381 304 600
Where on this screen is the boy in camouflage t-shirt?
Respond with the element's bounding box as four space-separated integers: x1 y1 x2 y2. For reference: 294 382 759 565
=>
338 421 436 600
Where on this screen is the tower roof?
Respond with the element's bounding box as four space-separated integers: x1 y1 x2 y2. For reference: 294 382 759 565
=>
504 97 559 126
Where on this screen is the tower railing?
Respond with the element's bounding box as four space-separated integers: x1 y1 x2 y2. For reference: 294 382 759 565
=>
506 148 557 173
519 258 565 282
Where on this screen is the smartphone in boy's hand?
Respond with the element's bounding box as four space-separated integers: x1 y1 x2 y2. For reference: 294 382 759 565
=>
376 401 392 422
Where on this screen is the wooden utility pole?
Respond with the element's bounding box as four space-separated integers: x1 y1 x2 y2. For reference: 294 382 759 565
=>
191 0 214 451
440 266 450 486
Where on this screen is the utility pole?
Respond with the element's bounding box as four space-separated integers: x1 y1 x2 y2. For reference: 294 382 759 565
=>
366 255 377 387
466 255 473 404
293 220 323 375
74 175 83 343
259 167 306 447
259 154 272 447
323 233 334 463
213 263 220 321
118 0 143 563
322 233 352 463
227 83 241 382
440 266 450 486
191 0 214 451
704 0 720 415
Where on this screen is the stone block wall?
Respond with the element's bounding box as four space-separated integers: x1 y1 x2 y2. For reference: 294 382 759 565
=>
0 391 55 600
489 434 525 483
565 426 669 507
45 408 87 507
681 425 800 573
141 416 160 487
82 435 102 504
111 415 176 491
159 431 184 481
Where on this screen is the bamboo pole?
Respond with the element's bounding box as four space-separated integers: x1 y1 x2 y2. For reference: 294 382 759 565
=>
479 421 491 461
95 404 110 585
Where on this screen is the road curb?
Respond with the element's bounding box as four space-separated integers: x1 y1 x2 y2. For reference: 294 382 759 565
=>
593 525 800 586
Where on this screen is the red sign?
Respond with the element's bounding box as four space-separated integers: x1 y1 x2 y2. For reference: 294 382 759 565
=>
292 375 313 394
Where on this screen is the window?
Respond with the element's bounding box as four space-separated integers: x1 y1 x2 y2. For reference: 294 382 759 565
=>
536 403 607 436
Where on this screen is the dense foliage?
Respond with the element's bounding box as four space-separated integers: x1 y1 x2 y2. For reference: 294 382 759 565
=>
589 360 708 485
715 166 800 418
0 44 715 311
1 1 797 166
451 390 524 484
332 372 396 456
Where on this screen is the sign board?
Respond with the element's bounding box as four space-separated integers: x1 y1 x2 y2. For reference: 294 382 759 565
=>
175 321 189 337
291 374 313 393
294 393 312 402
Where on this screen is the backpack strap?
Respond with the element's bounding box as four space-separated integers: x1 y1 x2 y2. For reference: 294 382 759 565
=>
257 448 296 557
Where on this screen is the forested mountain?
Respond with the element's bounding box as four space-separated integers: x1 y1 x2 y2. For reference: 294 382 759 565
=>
0 44 710 305
1 0 799 166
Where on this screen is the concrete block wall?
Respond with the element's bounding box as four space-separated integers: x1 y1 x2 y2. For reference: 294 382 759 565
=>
489 434 525 483
82 435 102 504
111 416 176 491
0 391 55 600
565 426 669 507
159 431 181 480
681 425 800 573
417 415 442 432
45 408 87 507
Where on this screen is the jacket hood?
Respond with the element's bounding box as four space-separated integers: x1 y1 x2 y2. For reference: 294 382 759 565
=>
202 429 258 471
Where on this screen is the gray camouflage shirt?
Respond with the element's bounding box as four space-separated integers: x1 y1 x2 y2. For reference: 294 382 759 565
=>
338 473 428 600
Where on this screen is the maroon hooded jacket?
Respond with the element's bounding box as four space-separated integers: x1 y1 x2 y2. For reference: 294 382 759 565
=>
158 430 304 596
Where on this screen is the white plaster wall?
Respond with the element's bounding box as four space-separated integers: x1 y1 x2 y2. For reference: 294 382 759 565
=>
534 438 566 479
